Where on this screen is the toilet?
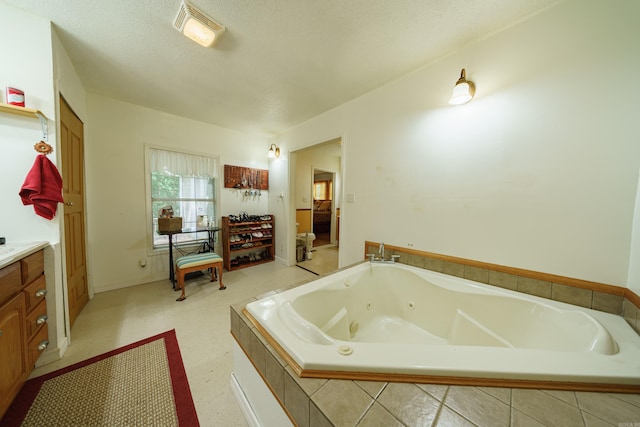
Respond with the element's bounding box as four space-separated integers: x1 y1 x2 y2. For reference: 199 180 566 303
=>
296 232 316 260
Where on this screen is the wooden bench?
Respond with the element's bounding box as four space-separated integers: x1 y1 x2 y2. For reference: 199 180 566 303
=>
175 253 225 301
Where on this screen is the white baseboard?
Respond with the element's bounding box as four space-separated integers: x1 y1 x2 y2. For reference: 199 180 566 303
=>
36 335 68 367
231 341 293 427
230 373 261 427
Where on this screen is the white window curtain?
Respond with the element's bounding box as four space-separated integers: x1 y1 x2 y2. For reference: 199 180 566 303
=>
150 148 217 178
149 148 218 248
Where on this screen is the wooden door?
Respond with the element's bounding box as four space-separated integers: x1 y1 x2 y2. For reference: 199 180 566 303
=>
60 97 88 328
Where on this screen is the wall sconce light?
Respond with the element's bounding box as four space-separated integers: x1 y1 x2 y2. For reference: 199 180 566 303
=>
448 68 475 105
268 144 280 159
174 1 225 47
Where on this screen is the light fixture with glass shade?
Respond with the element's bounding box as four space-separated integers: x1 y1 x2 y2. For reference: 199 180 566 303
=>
268 144 280 159
174 1 225 47
449 68 475 105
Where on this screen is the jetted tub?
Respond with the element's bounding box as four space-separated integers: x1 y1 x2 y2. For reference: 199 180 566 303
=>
245 262 640 389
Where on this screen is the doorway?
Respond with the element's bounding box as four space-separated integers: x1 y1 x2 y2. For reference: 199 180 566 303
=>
291 138 342 275
311 169 334 247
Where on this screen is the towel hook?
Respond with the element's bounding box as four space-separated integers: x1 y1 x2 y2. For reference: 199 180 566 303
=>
34 141 53 155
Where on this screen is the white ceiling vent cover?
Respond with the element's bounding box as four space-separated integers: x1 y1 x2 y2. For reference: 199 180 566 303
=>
173 1 225 47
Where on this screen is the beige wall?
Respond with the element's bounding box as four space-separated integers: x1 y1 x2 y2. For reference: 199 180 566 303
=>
85 94 271 292
274 0 640 287
296 210 312 233
0 2 70 362
0 2 57 242
294 141 341 210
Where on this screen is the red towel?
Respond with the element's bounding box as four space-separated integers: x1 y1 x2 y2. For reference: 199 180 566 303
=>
19 154 64 220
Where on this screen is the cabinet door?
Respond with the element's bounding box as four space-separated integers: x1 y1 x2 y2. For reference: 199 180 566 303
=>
0 262 21 306
24 275 47 314
0 293 28 419
20 250 44 287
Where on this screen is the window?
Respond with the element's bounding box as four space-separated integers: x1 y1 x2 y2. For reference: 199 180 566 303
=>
149 148 218 249
314 180 332 200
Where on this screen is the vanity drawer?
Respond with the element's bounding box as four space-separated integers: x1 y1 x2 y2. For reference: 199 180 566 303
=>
26 299 47 340
28 322 48 367
0 262 22 306
21 250 44 286
23 275 47 314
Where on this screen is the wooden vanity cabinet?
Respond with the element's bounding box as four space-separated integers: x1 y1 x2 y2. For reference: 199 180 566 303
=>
0 265 29 420
0 262 21 306
0 249 48 419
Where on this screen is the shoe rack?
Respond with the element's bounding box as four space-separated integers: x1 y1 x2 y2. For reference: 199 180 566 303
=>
221 215 275 271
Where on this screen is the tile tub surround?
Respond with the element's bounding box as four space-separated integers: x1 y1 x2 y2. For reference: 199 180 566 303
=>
364 242 640 335
231 303 640 427
230 245 640 426
244 262 639 391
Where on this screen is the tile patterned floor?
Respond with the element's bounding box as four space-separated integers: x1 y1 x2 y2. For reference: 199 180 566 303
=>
30 261 316 427
297 245 339 276
31 259 640 427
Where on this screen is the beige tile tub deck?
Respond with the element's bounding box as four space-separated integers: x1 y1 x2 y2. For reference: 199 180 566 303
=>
232 303 640 427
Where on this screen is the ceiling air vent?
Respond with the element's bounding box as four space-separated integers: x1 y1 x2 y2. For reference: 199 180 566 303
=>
173 1 225 47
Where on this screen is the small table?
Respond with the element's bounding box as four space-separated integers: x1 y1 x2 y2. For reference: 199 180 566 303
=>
158 227 220 288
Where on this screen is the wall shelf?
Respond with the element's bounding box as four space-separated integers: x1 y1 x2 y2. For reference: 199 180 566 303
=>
0 102 49 142
0 102 47 121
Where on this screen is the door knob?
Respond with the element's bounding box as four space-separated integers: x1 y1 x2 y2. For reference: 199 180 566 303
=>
65 202 73 206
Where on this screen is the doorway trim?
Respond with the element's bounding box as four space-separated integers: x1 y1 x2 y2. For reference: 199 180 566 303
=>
288 136 344 267
311 167 337 247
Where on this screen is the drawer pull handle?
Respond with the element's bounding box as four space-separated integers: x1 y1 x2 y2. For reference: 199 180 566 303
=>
36 315 48 325
37 340 49 351
35 289 47 298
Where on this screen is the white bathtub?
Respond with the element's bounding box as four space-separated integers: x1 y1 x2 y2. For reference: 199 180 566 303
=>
245 262 640 388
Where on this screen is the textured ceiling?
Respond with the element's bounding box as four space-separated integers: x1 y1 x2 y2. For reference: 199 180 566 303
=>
5 0 559 135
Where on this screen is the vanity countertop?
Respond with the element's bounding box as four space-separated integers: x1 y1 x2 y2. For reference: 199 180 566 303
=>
0 241 49 269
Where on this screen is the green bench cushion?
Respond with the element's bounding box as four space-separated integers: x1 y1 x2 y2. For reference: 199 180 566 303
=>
176 253 222 269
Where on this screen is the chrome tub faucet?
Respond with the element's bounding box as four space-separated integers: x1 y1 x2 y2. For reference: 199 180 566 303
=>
366 242 400 263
